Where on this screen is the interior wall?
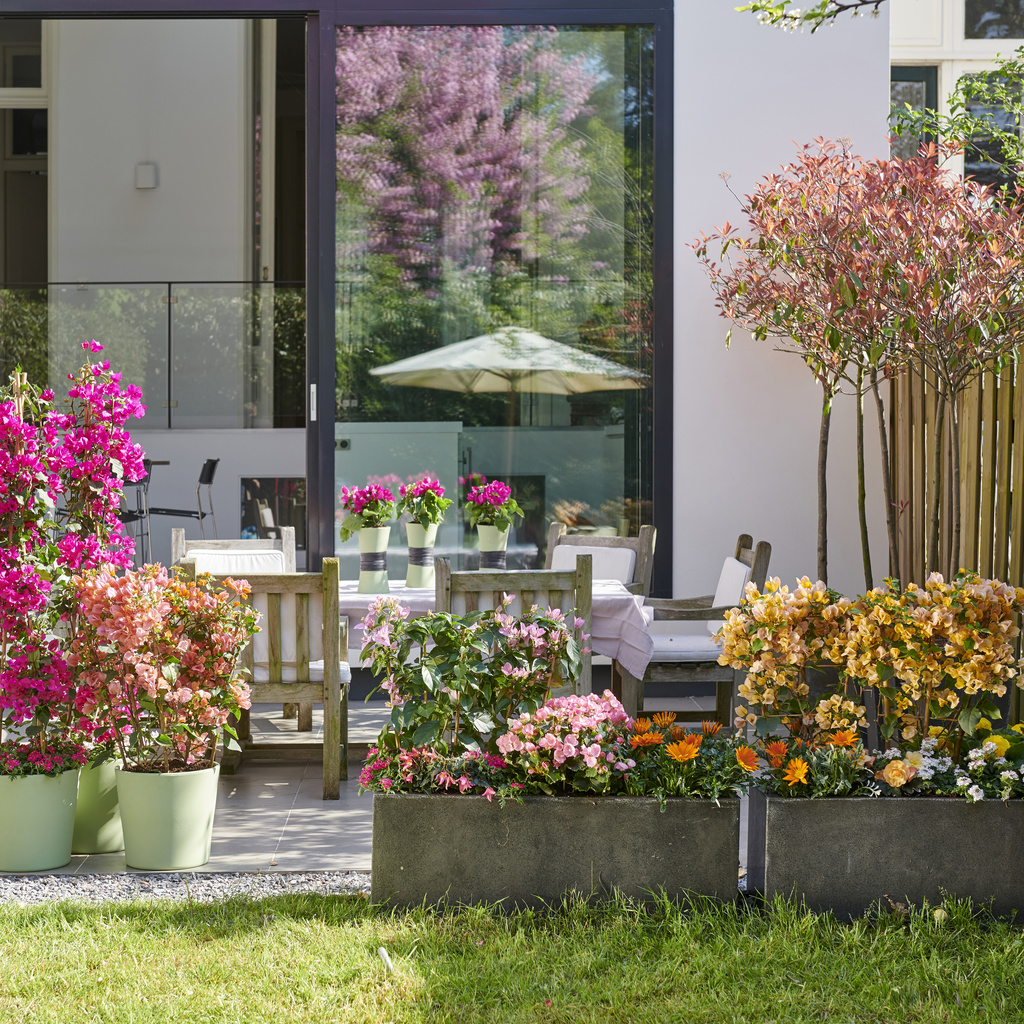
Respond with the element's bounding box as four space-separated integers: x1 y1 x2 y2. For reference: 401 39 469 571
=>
50 19 247 283
675 2 891 599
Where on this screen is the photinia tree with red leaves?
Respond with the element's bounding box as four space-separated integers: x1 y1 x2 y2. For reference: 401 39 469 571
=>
694 139 1024 585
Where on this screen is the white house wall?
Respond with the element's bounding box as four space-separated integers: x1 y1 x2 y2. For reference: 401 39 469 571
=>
50 19 247 283
676 2 891 599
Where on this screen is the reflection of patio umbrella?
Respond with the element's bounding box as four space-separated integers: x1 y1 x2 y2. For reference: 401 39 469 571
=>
368 327 647 395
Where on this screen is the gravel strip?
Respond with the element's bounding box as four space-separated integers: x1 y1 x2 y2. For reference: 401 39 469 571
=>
0 871 371 905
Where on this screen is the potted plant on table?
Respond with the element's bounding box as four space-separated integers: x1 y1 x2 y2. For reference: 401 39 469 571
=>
396 476 452 589
359 595 753 907
719 571 1024 919
0 342 146 870
338 483 396 593
70 563 259 870
464 479 524 570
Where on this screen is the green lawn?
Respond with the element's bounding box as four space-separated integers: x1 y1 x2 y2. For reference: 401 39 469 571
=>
1 894 1023 1023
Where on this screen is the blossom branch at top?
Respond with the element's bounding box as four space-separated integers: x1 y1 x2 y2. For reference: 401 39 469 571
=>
737 0 887 32
338 483 396 541
396 476 452 528
464 480 524 531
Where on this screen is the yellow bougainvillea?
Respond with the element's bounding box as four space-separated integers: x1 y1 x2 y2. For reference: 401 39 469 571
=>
839 571 1024 743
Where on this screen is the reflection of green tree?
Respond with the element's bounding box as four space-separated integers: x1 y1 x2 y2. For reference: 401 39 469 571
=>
0 289 49 384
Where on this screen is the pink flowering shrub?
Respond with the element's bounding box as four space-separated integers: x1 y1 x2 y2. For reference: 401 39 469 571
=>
338 483 396 540
396 476 452 527
70 564 260 772
358 746 520 802
0 343 146 775
464 479 524 531
360 594 586 753
495 691 636 795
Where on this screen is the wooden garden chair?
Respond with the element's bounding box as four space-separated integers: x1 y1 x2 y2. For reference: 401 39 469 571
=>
544 523 657 597
613 534 772 724
434 555 594 695
180 556 349 799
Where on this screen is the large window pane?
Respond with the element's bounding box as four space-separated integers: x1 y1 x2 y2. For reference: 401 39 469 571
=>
334 24 654 578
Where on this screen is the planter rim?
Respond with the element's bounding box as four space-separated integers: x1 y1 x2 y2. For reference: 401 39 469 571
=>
372 792 740 804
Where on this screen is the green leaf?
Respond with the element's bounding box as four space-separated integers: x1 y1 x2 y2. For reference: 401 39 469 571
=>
412 721 440 747
958 707 984 737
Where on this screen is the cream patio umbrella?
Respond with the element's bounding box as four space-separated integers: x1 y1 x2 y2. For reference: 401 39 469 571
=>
368 326 647 395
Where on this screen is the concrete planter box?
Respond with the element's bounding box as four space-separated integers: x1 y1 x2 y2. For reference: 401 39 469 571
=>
372 792 740 908
747 788 1024 919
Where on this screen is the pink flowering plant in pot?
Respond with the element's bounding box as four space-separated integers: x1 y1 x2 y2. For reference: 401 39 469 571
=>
70 565 260 772
0 342 146 777
464 479 524 531
359 594 586 753
338 483 396 541
396 476 452 527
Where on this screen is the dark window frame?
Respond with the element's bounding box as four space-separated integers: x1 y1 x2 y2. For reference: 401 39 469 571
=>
2 0 674 593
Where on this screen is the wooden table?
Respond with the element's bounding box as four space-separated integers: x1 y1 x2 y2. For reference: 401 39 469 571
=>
338 578 654 679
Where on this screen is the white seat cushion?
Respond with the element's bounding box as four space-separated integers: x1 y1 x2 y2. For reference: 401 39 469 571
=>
707 556 752 634
189 549 286 574
650 633 723 663
550 545 636 584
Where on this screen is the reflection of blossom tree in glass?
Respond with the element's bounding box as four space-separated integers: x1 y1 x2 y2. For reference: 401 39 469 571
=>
335 26 595 277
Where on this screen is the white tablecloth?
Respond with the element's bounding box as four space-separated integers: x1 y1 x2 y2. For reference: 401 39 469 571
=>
338 578 653 679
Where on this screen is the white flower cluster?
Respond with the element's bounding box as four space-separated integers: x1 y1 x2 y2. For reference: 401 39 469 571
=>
902 739 951 782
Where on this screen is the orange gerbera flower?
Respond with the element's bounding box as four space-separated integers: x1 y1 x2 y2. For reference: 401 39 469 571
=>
782 757 809 787
630 731 664 749
652 711 677 728
828 729 858 749
764 740 789 769
701 720 723 737
666 735 702 763
633 717 653 735
735 746 758 772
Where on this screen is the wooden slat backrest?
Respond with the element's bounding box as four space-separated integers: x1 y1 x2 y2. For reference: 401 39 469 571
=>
544 522 656 596
434 555 593 694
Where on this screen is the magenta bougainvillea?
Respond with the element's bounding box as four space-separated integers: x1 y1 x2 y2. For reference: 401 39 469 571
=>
0 342 146 774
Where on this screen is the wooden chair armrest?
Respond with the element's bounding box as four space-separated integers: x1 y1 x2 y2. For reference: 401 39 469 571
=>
650 603 735 621
645 595 715 610
625 582 644 596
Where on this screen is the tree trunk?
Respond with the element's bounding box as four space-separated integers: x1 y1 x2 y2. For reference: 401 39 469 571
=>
870 366 899 586
856 365 873 591
927 384 946 574
948 390 961 580
818 389 832 585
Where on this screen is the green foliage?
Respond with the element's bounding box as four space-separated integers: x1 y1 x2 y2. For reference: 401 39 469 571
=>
359 596 583 754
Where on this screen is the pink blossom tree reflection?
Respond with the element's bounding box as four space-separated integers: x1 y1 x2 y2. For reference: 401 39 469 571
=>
335 25 596 282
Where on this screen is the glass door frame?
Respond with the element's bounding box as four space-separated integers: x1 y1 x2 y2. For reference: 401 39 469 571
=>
3 0 674 593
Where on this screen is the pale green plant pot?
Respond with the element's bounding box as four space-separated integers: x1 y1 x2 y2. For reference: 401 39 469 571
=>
72 760 124 854
115 764 220 870
0 769 80 871
405 522 438 589
357 526 391 594
476 524 509 571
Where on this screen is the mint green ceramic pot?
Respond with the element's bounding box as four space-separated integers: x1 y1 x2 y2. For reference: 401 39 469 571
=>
0 769 80 871
72 760 124 854
115 764 219 870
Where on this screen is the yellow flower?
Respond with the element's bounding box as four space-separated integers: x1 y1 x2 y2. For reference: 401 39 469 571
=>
782 758 808 787
735 746 758 772
879 760 915 788
977 718 993 732
1012 724 1024 736
989 735 1011 757
652 711 677 729
666 735 702 763
633 718 653 735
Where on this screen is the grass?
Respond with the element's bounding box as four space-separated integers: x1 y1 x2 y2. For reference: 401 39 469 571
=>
1 893 1024 1023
